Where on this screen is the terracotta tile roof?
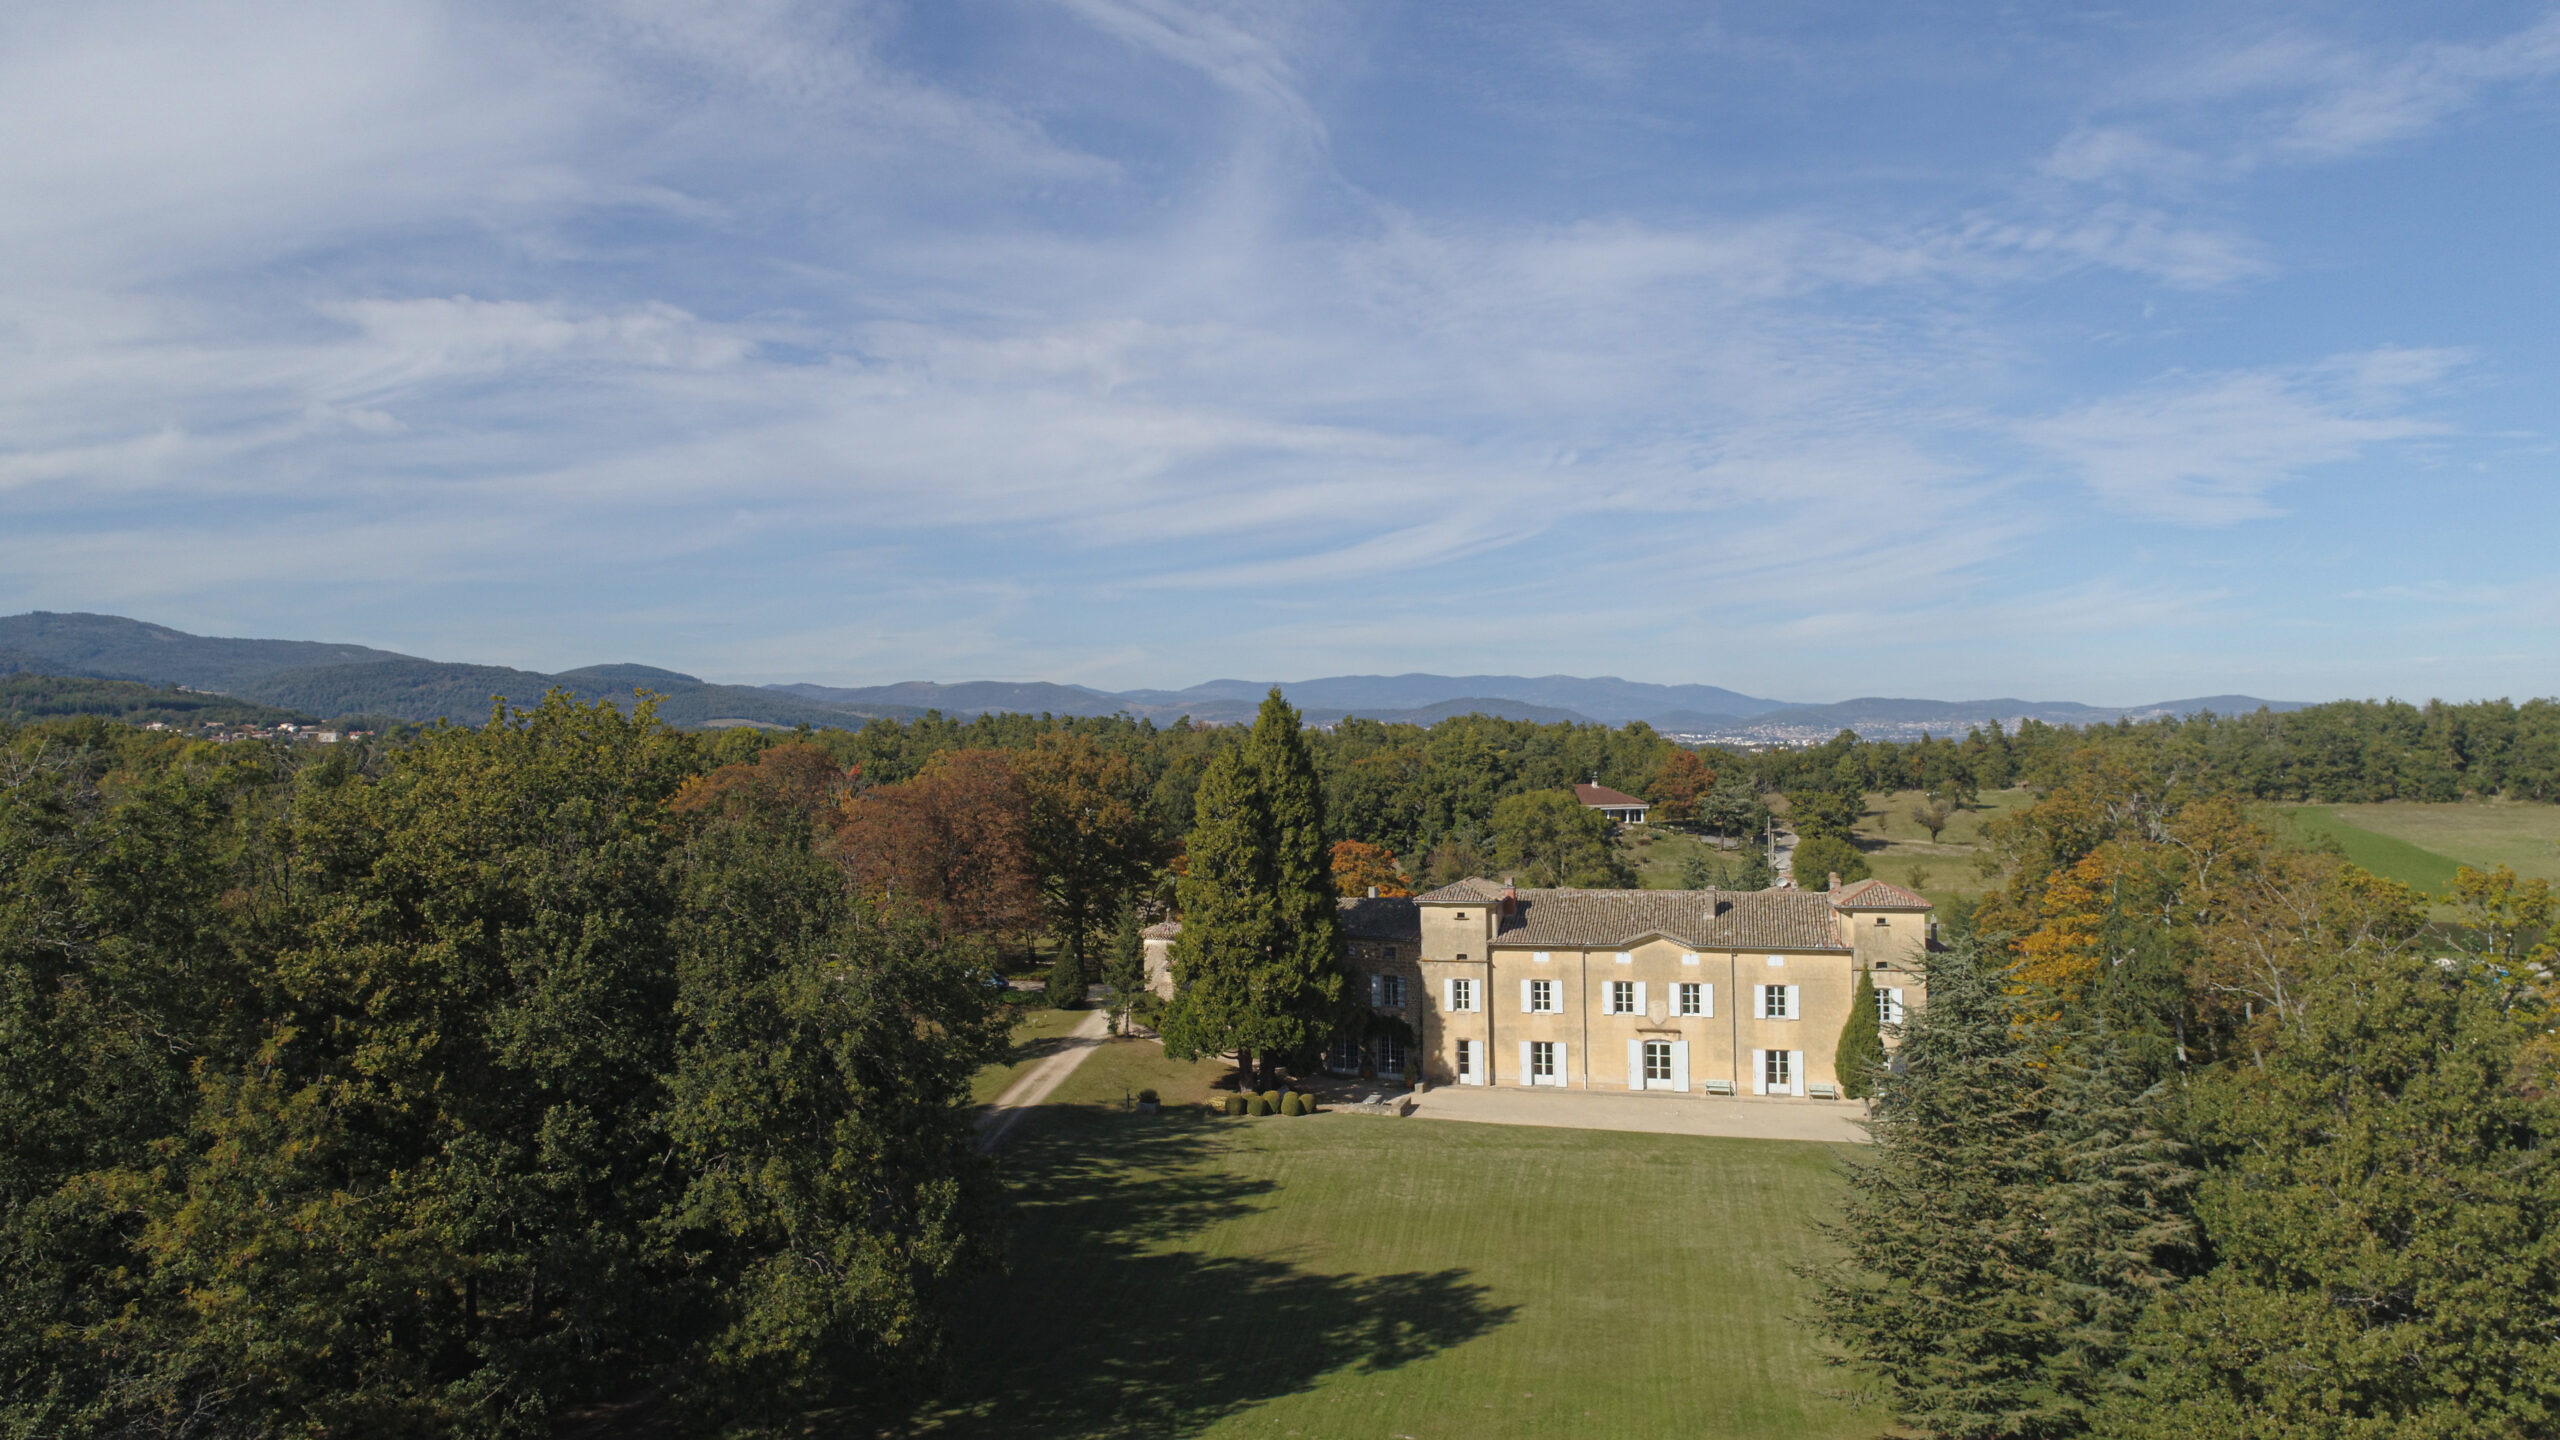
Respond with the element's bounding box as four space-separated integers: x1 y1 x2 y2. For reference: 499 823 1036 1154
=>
1141 896 1420 945
1488 885 1849 953
1414 877 1510 904
1830 877 1933 910
1573 782 1647 808
1338 895 1422 942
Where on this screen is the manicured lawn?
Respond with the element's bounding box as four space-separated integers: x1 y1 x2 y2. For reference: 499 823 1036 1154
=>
894 1108 1879 1440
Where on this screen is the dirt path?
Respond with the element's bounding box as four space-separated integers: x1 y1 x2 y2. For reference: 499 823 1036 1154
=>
976 1007 1112 1150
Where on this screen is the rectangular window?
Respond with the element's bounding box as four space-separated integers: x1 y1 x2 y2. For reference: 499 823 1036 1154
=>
1531 978 1556 1013
1378 974 1405 1008
1643 1039 1673 1082
1374 1033 1407 1076
1451 977 1474 1013
1531 1040 1557 1079
1455 1038 1473 1079
1761 985 1792 1019
1877 986 1905 1025
1384 945 1399 960
1678 982 1703 1016
1610 979 1636 1014
1764 1048 1792 1090
1327 1034 1360 1073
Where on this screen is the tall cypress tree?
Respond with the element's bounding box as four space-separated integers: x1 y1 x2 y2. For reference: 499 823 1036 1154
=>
1158 690 1344 1090
1241 687 1344 1087
1837 968 1886 1099
1158 740 1271 1087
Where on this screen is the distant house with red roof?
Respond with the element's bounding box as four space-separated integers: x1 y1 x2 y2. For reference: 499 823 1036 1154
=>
1573 781 1649 825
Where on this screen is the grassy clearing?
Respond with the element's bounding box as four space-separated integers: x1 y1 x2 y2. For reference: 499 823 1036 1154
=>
1616 824 1758 889
896 1109 1876 1440
1847 787 2036 905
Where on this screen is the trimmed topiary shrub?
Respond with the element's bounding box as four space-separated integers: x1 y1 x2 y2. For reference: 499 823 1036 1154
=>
1281 1092 1305 1116
1248 1095 1273 1116
1223 1095 1246 1116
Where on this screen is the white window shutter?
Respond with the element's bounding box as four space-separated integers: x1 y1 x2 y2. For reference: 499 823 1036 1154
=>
1751 1048 1766 1095
1790 1050 1807 1097
1785 984 1801 1019
1671 1041 1690 1093
1555 1043 1568 1086
1703 983 1715 1019
1754 983 1767 1016
1518 1041 1533 1085
1369 974 1382 1005
1634 981 1648 1014
1442 978 1454 1012
1628 1039 1644 1091
1520 979 1533 1013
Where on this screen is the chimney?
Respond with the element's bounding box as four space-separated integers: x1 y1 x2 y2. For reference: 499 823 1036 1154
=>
1828 871 1842 892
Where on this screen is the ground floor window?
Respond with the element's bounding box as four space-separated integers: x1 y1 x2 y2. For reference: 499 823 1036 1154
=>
1764 1048 1792 1090
1643 1040 1673 1083
1531 1040 1557 1080
1455 1038 1473 1079
1374 1033 1407 1077
1327 1034 1361 1074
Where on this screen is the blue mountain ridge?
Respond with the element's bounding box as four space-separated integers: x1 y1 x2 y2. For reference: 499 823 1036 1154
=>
0 612 2310 737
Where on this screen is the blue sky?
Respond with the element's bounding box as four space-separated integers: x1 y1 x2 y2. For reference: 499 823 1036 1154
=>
3 1 2556 703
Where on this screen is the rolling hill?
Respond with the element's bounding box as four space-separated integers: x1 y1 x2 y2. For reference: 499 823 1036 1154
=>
0 612 2309 739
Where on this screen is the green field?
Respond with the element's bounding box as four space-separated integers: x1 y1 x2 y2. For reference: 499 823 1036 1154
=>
2266 808 2465 894
899 1106 1875 1440
2261 801 2560 896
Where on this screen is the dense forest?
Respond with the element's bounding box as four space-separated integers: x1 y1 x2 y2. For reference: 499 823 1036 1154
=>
0 674 318 729
9 688 2560 1435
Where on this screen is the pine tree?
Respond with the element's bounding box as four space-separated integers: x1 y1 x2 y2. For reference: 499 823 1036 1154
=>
1157 690 1344 1090
1836 968 1886 1099
1810 937 2195 1439
1102 901 1149 1033
1045 935 1085 1008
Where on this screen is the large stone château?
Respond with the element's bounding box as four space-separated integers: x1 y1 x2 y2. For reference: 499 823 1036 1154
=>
1143 875 1933 1097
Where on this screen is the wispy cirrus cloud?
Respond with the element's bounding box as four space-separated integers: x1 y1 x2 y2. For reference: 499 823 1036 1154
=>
0 0 2547 699
2017 349 2463 525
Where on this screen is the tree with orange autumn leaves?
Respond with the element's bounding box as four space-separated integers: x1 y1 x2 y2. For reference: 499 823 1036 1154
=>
1969 751 2430 1065
1329 839 1410 897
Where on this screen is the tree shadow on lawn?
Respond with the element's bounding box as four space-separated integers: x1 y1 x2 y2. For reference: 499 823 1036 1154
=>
895 1107 1517 1439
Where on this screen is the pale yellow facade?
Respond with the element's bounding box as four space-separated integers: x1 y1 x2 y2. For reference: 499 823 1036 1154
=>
1414 878 1932 1097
